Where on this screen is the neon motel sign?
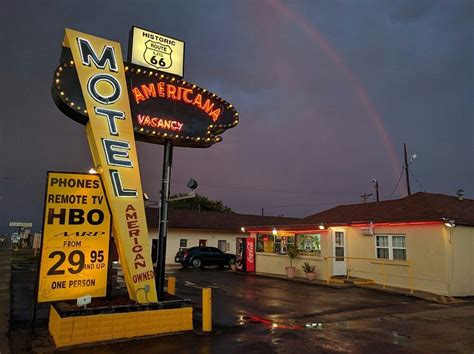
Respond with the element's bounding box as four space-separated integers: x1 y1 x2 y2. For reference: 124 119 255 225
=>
52 28 239 303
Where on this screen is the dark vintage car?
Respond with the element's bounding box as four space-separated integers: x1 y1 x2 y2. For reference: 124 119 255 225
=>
175 246 236 269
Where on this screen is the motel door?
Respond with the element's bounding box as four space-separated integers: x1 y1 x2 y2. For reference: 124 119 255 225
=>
332 231 347 276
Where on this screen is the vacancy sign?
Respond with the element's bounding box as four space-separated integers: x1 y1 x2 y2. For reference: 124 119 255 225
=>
129 26 185 77
37 172 111 302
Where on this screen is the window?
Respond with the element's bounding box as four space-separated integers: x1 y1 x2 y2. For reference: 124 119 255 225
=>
256 234 274 253
256 234 294 254
180 239 188 248
392 236 407 260
335 232 345 261
375 235 406 260
217 240 227 252
296 234 321 256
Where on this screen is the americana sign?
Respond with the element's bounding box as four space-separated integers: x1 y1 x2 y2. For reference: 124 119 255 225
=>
52 52 239 148
128 26 185 77
38 172 111 302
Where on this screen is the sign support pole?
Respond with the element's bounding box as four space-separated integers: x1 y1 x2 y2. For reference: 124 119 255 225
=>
31 173 49 332
156 140 173 301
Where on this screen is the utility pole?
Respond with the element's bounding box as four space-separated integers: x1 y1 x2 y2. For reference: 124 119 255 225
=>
404 143 411 196
372 179 380 202
261 208 264 216
360 193 373 203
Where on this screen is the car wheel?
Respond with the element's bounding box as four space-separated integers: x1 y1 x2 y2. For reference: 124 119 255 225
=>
191 258 202 269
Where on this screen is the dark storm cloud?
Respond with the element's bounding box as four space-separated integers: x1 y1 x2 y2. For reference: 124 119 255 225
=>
0 0 472 234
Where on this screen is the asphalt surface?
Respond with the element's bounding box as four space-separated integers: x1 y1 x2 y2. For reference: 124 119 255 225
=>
8 252 474 353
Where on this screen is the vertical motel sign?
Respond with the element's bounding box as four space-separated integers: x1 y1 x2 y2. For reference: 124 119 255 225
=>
52 28 239 303
59 29 157 303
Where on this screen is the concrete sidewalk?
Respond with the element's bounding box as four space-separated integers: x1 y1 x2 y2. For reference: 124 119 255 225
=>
0 248 12 354
249 271 464 304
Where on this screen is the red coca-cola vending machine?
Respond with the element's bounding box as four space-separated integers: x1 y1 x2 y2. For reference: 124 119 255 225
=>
236 237 255 272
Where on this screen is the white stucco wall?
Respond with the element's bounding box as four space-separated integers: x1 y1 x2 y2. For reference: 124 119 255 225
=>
447 226 474 296
148 228 244 264
345 224 449 295
254 224 474 296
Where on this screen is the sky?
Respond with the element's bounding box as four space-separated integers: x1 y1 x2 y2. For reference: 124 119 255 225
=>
0 0 472 234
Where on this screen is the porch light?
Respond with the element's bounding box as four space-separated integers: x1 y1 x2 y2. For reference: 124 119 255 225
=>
318 223 325 230
444 219 456 228
272 228 277 236
240 227 246 233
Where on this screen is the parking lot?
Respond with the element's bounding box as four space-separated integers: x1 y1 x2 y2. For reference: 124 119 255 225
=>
9 253 474 353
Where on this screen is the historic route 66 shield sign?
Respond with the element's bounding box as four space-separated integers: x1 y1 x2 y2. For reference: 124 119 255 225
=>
144 40 172 69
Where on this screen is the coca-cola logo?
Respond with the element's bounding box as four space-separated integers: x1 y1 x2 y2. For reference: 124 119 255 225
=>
247 240 254 264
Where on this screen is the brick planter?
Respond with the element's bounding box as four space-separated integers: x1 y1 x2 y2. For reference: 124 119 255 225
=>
49 300 193 347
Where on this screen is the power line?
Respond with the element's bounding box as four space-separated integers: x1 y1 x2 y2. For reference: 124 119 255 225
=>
236 198 381 209
171 178 365 196
385 167 404 198
409 170 426 192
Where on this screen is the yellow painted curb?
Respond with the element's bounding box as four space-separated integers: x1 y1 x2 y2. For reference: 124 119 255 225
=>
353 280 375 285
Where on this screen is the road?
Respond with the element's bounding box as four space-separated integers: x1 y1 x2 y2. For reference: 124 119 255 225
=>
9 253 474 353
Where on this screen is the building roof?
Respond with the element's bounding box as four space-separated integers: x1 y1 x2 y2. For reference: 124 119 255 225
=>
145 207 300 232
300 192 474 226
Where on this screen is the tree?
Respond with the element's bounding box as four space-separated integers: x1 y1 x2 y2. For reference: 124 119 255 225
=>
169 194 232 212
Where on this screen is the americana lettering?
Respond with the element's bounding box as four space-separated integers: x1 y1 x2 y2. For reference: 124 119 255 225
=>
131 81 222 122
125 204 147 270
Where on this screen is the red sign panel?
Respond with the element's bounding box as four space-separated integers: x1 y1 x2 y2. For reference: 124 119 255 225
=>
245 238 255 272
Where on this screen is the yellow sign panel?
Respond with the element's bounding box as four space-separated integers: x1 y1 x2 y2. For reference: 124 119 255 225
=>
63 29 158 303
129 26 184 77
38 172 111 302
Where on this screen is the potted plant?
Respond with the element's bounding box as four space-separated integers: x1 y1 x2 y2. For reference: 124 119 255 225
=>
229 257 237 271
286 245 299 278
301 262 317 281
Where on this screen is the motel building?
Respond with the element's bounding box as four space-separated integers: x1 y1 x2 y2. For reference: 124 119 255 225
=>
144 208 298 265
243 192 474 297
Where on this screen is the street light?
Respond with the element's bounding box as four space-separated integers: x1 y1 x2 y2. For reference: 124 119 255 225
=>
443 219 456 228
186 178 198 190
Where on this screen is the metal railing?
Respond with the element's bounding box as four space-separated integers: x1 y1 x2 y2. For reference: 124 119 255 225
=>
324 256 414 293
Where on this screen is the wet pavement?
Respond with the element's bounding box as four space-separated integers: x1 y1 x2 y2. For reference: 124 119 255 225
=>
8 252 474 353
